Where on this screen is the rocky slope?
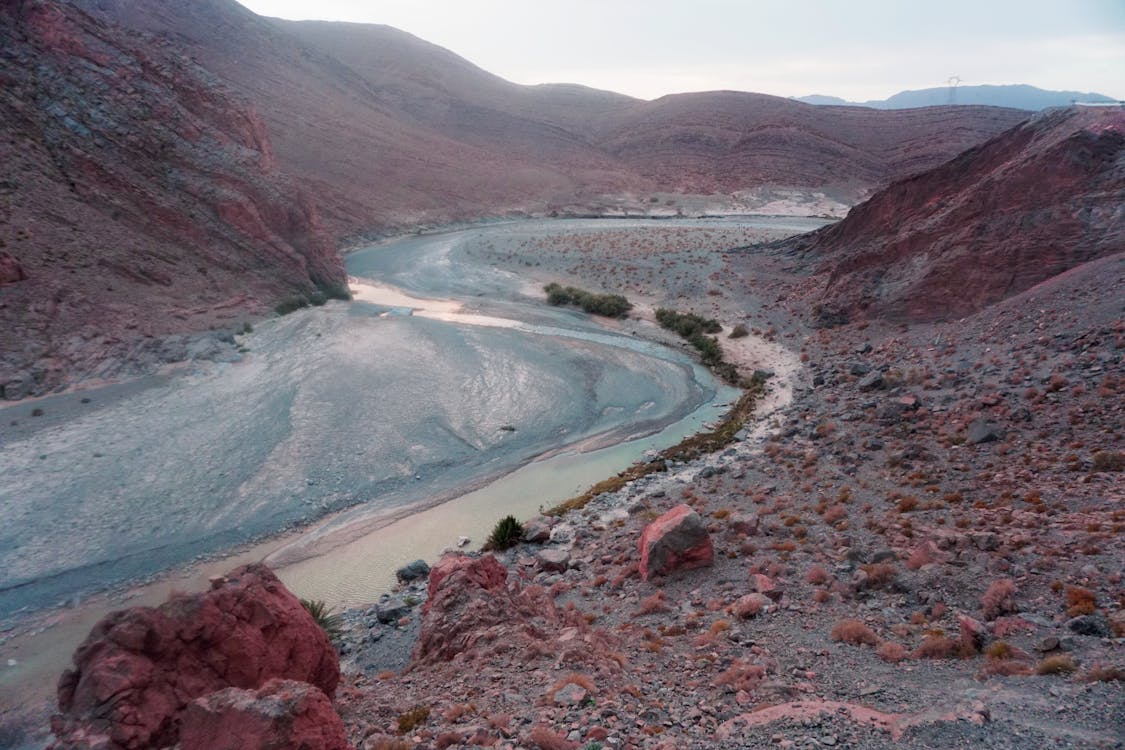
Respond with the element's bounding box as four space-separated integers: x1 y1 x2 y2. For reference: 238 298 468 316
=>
0 0 346 397
780 107 1125 323
1 0 1030 397
75 0 1029 233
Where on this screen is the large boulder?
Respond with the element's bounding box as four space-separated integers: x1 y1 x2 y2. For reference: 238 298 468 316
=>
50 564 340 750
638 504 714 581
179 679 350 750
416 548 598 665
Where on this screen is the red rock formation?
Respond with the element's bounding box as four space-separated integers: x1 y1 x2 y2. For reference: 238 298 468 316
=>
638 504 714 581
179 679 351 750
784 107 1125 323
50 564 339 750
413 552 611 667
0 0 346 396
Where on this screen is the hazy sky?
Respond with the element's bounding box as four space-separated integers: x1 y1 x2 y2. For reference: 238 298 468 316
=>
235 0 1125 101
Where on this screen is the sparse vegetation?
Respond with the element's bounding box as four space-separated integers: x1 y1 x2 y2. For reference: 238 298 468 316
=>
300 598 343 642
654 307 744 385
397 705 431 734
728 323 749 339
484 514 523 551
544 283 632 318
1036 655 1077 675
830 619 879 646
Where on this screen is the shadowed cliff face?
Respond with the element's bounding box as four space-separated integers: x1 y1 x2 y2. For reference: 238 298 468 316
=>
782 107 1125 324
0 0 345 395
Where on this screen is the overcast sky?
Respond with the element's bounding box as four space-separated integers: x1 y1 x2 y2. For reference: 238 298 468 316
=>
235 0 1124 101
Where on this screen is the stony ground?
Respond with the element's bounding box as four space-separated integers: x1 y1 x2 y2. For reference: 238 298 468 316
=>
330 227 1124 749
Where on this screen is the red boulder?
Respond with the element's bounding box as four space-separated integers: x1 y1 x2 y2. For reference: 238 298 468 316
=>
638 504 714 581
180 679 351 750
51 564 340 750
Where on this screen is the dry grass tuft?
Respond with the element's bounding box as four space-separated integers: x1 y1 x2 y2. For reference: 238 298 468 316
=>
830 619 879 647
981 578 1017 620
913 635 960 660
877 641 907 663
528 725 578 750
1036 655 1077 675
1066 586 1097 617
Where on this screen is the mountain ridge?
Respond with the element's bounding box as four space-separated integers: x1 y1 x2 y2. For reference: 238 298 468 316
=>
797 83 1119 111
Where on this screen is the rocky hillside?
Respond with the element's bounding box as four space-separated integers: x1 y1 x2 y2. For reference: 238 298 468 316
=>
781 107 1125 324
0 0 346 397
76 0 1028 233
2 0 1029 397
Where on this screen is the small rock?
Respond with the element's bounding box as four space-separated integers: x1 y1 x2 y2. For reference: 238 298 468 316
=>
1067 613 1109 637
375 598 411 624
638 504 713 581
536 548 570 572
395 559 431 583
1036 636 1060 652
857 370 884 391
553 683 589 706
966 419 1004 445
522 515 554 543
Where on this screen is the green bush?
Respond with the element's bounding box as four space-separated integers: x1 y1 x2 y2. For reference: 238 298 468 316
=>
655 308 722 337
544 283 632 319
728 324 749 339
300 598 343 642
485 514 523 550
274 296 308 315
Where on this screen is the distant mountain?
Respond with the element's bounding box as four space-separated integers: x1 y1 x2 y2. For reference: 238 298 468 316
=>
797 84 1119 111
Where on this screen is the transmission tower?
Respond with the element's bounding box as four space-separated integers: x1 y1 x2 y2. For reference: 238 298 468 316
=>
947 75 962 105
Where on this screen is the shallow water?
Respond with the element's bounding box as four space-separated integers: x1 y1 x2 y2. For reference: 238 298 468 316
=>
0 221 741 620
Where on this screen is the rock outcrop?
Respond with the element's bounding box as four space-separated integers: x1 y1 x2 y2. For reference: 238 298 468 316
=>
50 564 340 750
783 107 1125 323
637 504 714 581
412 553 606 666
179 679 350 750
0 0 346 396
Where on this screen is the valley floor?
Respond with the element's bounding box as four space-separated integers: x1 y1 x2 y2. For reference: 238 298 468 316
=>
332 227 1125 749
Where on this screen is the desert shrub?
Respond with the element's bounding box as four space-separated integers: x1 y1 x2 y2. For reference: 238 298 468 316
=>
830 619 878 646
728 323 749 339
636 590 668 615
397 705 431 734
1066 586 1097 617
274 295 309 315
299 598 343 642
913 634 960 659
527 727 578 750
981 578 1017 620
484 514 523 550
655 308 722 337
1091 450 1125 472
860 562 897 589
714 658 766 691
543 283 632 318
985 641 1012 660
1036 655 1077 675
805 565 830 585
979 660 1033 678
877 641 907 663
1083 666 1125 682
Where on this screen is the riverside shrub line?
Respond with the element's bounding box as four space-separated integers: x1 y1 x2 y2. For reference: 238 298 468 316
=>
543 282 633 318
655 307 742 386
546 377 765 517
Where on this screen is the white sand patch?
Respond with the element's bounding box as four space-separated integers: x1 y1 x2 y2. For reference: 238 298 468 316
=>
350 279 519 329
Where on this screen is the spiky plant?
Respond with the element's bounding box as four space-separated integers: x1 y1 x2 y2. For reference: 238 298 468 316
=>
300 598 343 643
485 514 523 551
